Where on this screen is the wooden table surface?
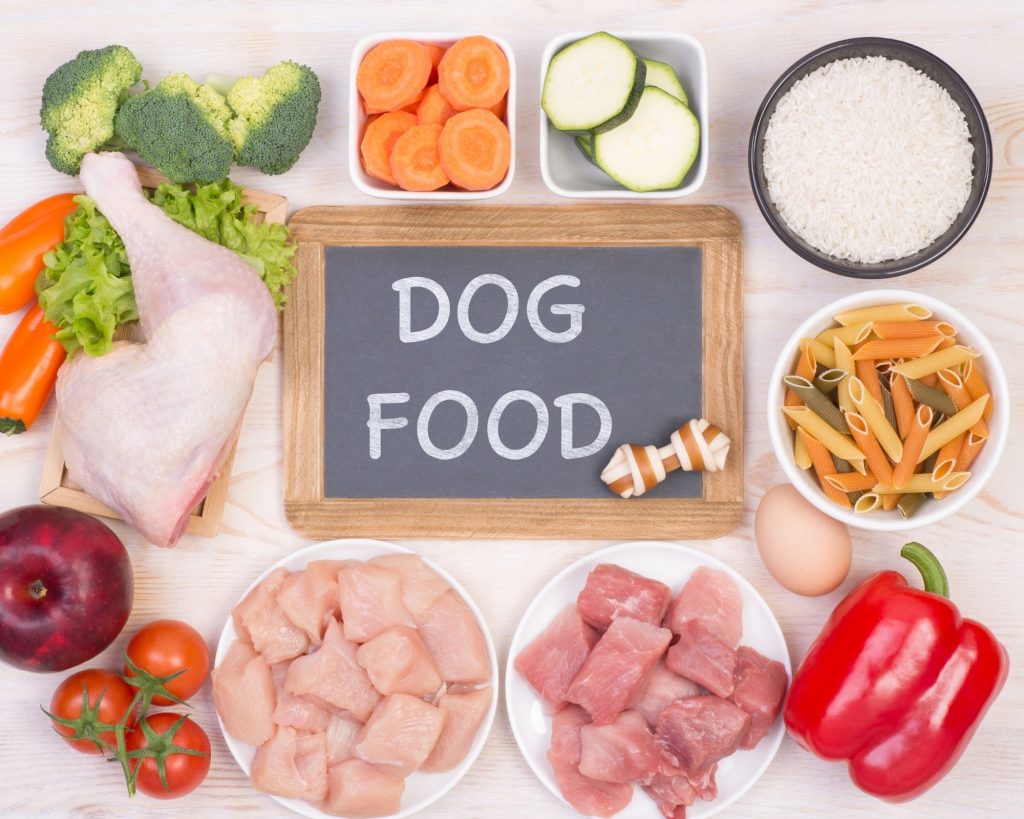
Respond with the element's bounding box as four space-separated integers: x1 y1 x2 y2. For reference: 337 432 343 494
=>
1 1 1021 817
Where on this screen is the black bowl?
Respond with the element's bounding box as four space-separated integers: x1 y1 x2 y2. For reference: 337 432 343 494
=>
748 37 992 279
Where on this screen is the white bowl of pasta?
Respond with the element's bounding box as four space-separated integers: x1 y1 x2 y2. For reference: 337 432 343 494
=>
767 290 1009 532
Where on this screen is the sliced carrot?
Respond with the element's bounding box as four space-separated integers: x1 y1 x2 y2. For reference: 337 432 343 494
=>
390 123 449 192
364 91 422 116
360 111 418 185
438 108 510 191
417 84 456 126
424 43 445 83
357 40 432 112
487 95 507 121
438 36 509 111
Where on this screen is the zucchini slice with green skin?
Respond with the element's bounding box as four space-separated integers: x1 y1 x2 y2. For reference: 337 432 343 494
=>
575 133 597 165
642 59 689 106
542 32 646 133
593 86 700 192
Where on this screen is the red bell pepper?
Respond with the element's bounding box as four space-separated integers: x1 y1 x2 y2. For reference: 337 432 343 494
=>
784 542 1008 802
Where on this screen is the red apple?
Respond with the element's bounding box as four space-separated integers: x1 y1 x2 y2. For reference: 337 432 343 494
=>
0 505 133 672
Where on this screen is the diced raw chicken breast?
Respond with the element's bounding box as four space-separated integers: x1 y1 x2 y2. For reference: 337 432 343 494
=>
631 661 704 729
273 689 331 733
212 639 276 747
664 567 743 647
326 712 363 766
414 590 491 685
514 604 598 708
325 759 404 818
368 554 450 619
665 620 737 698
355 693 446 774
421 686 492 773
547 705 633 818
284 619 381 721
655 696 750 780
233 567 310 663
579 710 663 785
566 617 672 725
730 646 788 749
250 725 328 801
643 771 697 819
356 625 442 697
278 560 353 645
339 564 415 642
576 564 672 631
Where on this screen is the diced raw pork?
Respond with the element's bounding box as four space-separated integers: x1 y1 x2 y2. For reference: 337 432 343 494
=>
355 693 446 774
577 564 672 630
368 554 450 618
665 620 737 698
233 567 310 663
278 560 352 645
356 625 442 697
729 646 788 749
547 705 633 818
414 590 491 685
664 567 743 647
212 639 276 747
326 712 363 766
325 759 404 818
631 661 703 729
566 617 672 725
421 686 492 772
514 604 599 708
643 771 697 819
339 564 415 643
284 619 381 721
655 696 750 780
578 710 663 785
250 725 328 801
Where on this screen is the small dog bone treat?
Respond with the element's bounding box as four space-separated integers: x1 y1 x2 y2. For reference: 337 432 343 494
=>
601 419 731 498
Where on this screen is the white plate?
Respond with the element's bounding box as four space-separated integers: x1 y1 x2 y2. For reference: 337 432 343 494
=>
505 541 791 819
214 539 499 819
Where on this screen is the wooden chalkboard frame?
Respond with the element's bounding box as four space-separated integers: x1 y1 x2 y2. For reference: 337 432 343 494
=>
284 205 742 539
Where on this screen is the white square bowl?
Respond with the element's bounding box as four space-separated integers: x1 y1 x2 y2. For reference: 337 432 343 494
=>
348 31 516 200
539 31 708 199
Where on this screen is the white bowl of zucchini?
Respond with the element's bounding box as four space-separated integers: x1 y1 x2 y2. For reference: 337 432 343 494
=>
539 31 707 198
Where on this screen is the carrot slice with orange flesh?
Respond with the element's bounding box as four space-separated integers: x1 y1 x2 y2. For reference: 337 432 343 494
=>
438 108 510 190
364 91 422 116
487 95 507 121
360 111 418 185
417 84 456 126
390 123 449 191
357 40 432 111
438 36 510 111
425 44 445 82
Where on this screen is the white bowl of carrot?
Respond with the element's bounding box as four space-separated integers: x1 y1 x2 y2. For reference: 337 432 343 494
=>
349 32 515 199
767 290 1009 532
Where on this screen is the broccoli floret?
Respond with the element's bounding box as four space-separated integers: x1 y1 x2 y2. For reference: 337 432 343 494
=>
221 61 322 175
114 74 235 183
40 45 142 175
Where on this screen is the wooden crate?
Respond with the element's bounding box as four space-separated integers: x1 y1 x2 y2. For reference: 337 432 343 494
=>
39 166 288 538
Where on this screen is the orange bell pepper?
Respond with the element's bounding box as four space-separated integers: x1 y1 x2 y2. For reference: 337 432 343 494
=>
0 303 66 434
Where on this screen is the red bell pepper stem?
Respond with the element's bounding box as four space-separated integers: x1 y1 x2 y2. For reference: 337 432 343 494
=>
900 542 949 598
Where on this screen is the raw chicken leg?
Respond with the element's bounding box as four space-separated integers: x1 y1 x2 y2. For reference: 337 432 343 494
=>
56 152 277 547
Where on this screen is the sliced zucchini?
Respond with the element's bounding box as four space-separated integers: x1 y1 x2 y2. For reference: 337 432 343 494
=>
575 133 597 165
542 32 646 133
593 86 700 192
642 59 689 106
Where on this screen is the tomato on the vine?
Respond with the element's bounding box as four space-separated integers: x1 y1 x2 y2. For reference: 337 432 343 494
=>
125 620 211 705
47 668 136 754
126 713 210 799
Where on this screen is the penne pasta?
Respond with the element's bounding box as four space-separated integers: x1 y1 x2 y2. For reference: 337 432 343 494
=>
814 368 847 394
834 303 931 327
853 493 882 514
831 454 853 473
961 359 993 422
848 376 903 462
892 345 980 380
881 384 898 432
784 345 817 429
824 471 878 492
938 368 988 438
799 429 852 509
799 337 836 369
931 434 965 496
881 492 901 511
793 428 812 469
890 374 915 439
918 395 989 462
782 406 865 464
844 410 895 486
872 320 957 339
851 336 943 361
783 375 849 433
897 493 927 519
816 322 873 347
873 471 971 495
834 339 855 413
955 432 987 473
906 377 958 418
893 405 933 489
855 359 884 405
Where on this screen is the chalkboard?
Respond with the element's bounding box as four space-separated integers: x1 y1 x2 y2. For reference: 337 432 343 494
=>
284 205 743 540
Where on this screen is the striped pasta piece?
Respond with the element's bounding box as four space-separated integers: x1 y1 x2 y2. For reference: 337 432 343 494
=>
853 493 882 514
848 376 903 462
834 303 931 327
814 368 846 394
872 320 957 339
816 322 873 347
855 359 884 405
784 345 817 429
890 374 916 439
782 406 865 465
873 472 971 494
919 372 939 387
834 339 855 413
783 375 849 433
798 429 852 509
793 431 812 470
881 384 898 432
897 493 927 519
844 410 895 486
851 336 943 361
893 405 933 489
799 337 836 369
955 432 987 473
906 378 958 417
881 492 901 511
935 335 957 350
938 368 988 438
918 395 989 462
824 472 878 492
892 345 980 380
961 359 993 422
831 454 853 473
930 434 965 498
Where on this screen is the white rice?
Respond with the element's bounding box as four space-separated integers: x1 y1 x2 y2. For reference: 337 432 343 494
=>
762 56 974 264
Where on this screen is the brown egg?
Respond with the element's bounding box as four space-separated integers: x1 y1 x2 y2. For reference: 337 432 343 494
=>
755 484 852 596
